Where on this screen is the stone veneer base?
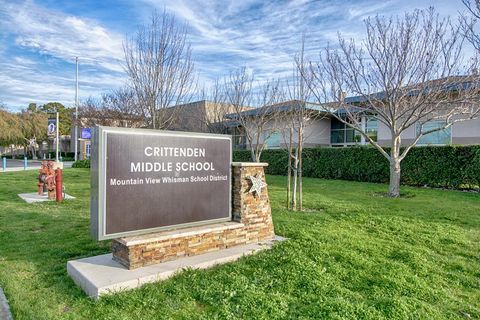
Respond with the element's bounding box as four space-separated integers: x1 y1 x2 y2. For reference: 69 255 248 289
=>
112 163 275 270
67 236 285 299
112 220 274 269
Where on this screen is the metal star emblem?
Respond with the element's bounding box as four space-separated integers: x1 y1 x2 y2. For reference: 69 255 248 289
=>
246 174 267 197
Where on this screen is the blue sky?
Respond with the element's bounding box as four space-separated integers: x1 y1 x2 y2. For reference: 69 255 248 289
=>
0 0 467 110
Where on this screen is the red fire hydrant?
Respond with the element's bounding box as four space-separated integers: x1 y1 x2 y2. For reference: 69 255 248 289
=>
55 168 63 202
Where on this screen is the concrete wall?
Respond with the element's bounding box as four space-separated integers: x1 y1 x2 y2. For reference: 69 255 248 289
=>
300 117 331 147
451 118 480 145
377 121 416 146
249 116 331 149
168 101 247 134
168 101 208 133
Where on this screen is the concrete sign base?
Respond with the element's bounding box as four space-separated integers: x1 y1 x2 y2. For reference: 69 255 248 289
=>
69 162 279 298
67 236 285 299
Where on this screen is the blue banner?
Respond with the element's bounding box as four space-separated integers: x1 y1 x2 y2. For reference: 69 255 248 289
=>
47 118 56 136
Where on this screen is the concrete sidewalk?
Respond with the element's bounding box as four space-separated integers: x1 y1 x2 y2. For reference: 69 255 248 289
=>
1 161 74 173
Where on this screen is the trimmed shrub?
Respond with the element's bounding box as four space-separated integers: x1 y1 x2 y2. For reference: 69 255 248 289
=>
72 159 90 168
48 152 76 159
233 145 480 190
464 147 480 187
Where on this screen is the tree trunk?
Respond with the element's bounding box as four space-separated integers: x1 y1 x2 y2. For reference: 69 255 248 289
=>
389 136 401 197
298 127 303 211
291 148 298 211
389 159 401 197
152 107 156 129
286 128 293 209
250 146 256 162
253 144 261 162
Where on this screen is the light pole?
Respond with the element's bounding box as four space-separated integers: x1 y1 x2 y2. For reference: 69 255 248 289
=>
74 57 79 161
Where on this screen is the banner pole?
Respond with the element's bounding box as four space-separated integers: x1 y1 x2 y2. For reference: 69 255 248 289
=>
56 111 59 163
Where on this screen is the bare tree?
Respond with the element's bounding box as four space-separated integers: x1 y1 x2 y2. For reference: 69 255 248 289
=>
199 79 236 134
307 8 480 197
281 47 326 211
224 67 284 162
464 0 480 17
462 0 480 51
78 97 104 127
170 79 235 134
123 10 195 129
79 87 144 128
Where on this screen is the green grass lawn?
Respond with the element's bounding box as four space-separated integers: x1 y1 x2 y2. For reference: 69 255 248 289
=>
0 169 479 319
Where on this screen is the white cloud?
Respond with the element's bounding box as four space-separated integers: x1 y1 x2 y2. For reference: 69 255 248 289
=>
0 0 127 109
142 0 373 83
3 0 124 72
0 59 126 108
0 0 468 109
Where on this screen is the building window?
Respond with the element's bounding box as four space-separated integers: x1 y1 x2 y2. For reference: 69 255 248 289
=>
85 141 91 159
228 126 247 150
331 128 345 144
416 120 451 145
330 118 361 145
232 135 246 150
264 131 282 149
365 118 378 142
331 118 353 144
331 117 378 146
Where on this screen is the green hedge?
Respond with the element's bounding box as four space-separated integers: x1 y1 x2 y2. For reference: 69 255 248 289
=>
233 145 480 190
67 146 480 189
72 159 91 168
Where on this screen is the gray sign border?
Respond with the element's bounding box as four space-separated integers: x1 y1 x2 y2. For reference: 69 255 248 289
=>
90 126 232 241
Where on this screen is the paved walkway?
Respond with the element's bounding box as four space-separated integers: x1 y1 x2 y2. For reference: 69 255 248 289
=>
18 192 76 203
0 288 13 320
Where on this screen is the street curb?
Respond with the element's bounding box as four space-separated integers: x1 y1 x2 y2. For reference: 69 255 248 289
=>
0 288 13 320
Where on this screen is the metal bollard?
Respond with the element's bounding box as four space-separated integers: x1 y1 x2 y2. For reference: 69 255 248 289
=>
2 157 5 172
24 156 28 170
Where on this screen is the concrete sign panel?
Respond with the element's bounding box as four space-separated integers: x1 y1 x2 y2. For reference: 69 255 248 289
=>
91 126 232 240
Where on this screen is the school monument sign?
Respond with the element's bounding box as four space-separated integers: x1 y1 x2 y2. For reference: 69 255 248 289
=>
68 126 280 298
90 127 232 240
